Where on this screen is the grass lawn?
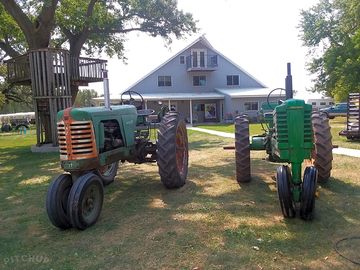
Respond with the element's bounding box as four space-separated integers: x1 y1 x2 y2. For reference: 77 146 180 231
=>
196 123 265 136
1 130 360 269
197 117 360 150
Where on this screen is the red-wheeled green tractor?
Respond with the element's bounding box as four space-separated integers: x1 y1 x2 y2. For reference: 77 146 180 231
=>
235 63 333 220
46 90 188 230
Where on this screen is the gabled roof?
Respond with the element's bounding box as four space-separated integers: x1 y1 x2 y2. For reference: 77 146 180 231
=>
123 35 266 92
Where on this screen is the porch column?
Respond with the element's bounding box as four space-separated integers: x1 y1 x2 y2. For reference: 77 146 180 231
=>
168 99 171 109
145 100 148 109
189 99 193 125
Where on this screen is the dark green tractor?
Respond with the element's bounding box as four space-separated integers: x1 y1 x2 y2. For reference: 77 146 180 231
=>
235 64 333 220
46 90 188 230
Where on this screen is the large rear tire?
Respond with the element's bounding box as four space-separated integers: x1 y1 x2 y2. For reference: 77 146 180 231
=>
235 115 251 183
67 173 104 230
311 112 333 183
95 161 119 186
157 112 188 189
46 173 73 229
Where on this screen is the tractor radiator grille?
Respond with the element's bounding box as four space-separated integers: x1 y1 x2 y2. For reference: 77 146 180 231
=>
275 109 313 144
275 111 288 143
303 110 312 143
57 121 97 161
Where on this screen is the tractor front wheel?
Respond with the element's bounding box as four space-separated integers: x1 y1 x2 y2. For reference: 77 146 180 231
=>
67 173 104 230
312 113 333 183
235 115 251 183
95 161 119 186
157 112 189 189
300 166 318 220
46 173 73 229
277 165 295 218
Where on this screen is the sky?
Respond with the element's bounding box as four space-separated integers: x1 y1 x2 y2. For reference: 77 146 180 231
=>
90 0 323 100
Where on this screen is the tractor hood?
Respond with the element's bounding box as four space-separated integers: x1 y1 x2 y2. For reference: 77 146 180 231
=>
57 105 137 122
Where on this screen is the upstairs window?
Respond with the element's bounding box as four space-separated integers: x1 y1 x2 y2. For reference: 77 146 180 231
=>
158 76 172 87
244 101 258 111
179 56 185 64
227 75 239 86
193 75 206 86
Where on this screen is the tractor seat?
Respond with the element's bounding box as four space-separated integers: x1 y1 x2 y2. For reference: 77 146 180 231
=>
137 109 155 116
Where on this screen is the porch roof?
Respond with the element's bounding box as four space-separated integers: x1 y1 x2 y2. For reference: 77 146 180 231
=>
215 87 282 98
93 92 224 101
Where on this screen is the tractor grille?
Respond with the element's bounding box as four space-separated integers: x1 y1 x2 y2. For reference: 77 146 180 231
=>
303 110 312 143
57 120 97 161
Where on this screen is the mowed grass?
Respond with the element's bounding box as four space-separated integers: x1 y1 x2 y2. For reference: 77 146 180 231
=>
0 130 360 269
196 123 265 135
197 117 360 150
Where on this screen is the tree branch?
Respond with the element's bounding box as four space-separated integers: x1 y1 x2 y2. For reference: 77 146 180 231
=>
0 41 20 58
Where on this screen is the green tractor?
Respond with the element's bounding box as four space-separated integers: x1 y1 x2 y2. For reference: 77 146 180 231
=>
235 63 333 220
46 86 189 230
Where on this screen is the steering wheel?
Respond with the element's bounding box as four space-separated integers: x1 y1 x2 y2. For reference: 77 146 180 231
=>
120 90 145 110
266 88 286 110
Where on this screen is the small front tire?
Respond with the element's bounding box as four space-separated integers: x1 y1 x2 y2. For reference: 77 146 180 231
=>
277 165 295 218
67 173 104 230
46 173 73 229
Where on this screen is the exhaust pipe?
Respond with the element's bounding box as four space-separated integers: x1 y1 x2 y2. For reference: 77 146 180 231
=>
285 62 293 100
102 69 111 109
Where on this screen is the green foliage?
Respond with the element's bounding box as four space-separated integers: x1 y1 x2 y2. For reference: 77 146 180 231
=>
299 0 360 101
0 3 27 57
0 63 32 112
56 0 197 58
74 88 98 107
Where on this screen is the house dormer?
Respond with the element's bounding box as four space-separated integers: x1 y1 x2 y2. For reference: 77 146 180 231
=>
186 48 218 72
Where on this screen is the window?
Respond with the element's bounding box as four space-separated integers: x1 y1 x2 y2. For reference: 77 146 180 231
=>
311 102 317 105
320 102 326 106
179 56 185 64
329 102 334 105
244 101 258 111
227 75 239 86
158 76 172 87
193 75 206 86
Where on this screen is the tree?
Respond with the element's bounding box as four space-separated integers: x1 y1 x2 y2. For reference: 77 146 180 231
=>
0 0 196 144
74 89 98 107
0 0 197 101
299 0 360 101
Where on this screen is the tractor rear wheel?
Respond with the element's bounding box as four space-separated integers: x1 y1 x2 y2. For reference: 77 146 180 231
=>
157 112 188 189
311 112 333 183
300 166 318 221
277 165 295 218
67 173 104 230
46 173 73 229
235 115 251 183
95 161 119 186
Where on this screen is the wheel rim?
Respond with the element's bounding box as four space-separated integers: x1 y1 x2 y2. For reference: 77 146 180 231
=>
81 182 102 224
98 163 116 177
175 124 187 177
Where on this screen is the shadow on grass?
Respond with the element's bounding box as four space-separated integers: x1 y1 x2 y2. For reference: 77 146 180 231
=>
1 134 360 269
